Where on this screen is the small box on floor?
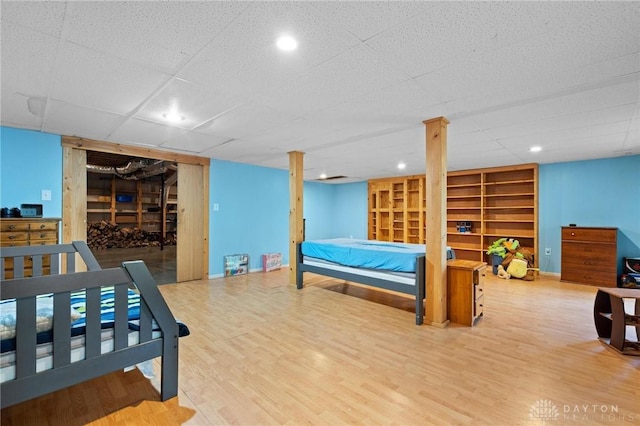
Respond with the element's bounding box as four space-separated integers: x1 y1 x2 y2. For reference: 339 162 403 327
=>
224 254 248 276
262 253 282 272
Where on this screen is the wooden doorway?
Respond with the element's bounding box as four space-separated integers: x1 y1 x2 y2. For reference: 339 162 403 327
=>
61 137 209 282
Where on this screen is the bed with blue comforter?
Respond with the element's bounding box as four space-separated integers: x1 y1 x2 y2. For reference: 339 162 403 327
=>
296 239 455 325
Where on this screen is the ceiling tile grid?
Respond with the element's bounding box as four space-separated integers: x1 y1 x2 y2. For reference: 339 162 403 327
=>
1 1 638 181
50 41 172 115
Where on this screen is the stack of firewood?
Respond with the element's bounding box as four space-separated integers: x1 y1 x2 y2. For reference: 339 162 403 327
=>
87 221 170 249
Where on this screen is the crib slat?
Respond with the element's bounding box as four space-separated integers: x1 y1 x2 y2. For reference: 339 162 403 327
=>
13 257 24 279
65 252 76 274
139 297 153 343
31 255 43 277
114 284 128 350
85 287 102 359
53 292 72 367
50 253 60 275
15 297 37 378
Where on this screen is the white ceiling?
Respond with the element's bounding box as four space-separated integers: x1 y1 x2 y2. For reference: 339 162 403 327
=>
1 1 639 183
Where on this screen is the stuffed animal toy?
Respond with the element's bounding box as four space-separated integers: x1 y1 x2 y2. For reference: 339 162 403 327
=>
497 264 511 279
506 258 528 278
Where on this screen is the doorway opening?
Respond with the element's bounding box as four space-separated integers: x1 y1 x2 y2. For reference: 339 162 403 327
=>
85 151 178 284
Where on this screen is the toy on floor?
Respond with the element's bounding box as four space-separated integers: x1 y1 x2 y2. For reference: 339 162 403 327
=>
497 265 511 279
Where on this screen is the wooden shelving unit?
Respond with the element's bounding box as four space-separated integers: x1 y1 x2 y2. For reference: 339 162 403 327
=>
368 164 538 266
368 176 424 244
87 173 177 239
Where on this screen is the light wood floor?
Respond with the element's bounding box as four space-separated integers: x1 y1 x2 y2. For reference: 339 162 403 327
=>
2 271 639 425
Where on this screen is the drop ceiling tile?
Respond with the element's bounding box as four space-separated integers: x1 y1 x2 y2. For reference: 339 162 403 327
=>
0 93 43 129
240 118 327 149
197 101 300 140
311 79 444 128
108 118 185 147
64 2 248 74
256 44 405 115
178 2 360 99
310 2 430 42
51 41 171 115
200 139 282 163
43 100 125 141
160 131 229 154
0 21 58 97
135 79 243 131
1 1 67 38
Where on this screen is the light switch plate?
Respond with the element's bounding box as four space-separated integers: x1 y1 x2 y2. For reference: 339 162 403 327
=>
41 189 52 201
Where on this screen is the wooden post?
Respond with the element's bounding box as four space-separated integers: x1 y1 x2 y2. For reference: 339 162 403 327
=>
289 151 304 285
423 117 449 327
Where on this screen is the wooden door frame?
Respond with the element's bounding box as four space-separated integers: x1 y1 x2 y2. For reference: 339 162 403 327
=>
61 136 210 281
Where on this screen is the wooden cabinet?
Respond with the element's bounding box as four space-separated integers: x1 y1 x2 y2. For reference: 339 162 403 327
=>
0 218 60 278
368 164 538 265
561 226 619 287
447 259 486 326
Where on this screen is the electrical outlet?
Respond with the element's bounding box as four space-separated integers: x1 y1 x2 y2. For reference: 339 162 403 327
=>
545 248 551 256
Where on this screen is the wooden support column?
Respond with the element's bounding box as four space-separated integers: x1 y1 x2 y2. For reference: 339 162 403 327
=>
288 151 304 285
423 117 449 327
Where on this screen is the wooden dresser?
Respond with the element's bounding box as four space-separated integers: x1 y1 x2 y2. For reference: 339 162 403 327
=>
561 226 618 287
447 259 486 326
0 218 60 278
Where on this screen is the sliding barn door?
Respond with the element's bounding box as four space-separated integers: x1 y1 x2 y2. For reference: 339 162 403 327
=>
176 163 208 282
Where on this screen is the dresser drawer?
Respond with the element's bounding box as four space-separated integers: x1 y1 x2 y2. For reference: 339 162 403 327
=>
30 231 57 242
0 240 29 248
474 294 484 317
1 232 29 243
561 268 616 287
561 256 617 272
1 222 29 232
561 227 617 243
30 222 58 231
562 242 616 259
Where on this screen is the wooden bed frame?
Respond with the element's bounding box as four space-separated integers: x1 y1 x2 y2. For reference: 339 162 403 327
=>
295 243 426 325
0 242 182 409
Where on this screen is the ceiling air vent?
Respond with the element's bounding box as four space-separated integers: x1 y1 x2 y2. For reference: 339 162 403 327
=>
315 175 348 181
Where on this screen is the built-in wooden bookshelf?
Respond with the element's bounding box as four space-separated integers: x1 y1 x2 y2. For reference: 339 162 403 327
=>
368 164 538 265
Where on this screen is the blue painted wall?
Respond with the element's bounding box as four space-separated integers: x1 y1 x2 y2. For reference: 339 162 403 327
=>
0 127 62 218
2 126 638 278
332 181 368 239
209 159 290 276
303 181 335 240
539 156 640 274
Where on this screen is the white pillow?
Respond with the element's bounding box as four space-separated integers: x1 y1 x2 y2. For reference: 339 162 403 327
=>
0 297 81 340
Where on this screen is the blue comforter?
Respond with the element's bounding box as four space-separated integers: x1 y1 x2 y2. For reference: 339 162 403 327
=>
302 238 430 273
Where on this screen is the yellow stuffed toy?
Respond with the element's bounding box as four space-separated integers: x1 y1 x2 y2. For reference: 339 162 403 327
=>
506 258 528 279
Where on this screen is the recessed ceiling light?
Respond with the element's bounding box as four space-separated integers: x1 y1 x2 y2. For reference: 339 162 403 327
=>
529 146 542 153
276 35 298 51
319 173 327 179
398 162 406 170
162 111 185 123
